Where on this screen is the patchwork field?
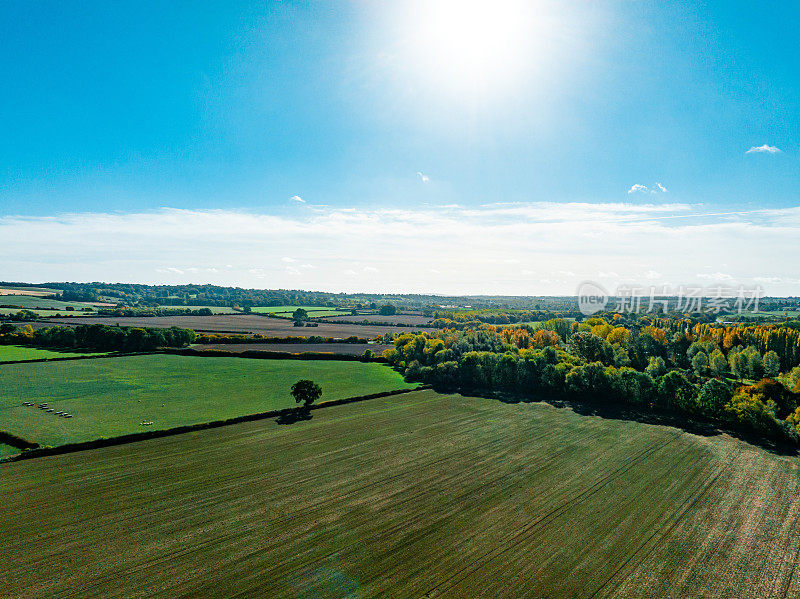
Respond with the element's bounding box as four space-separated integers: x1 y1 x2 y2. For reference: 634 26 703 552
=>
3 390 799 598
39 314 427 338
191 342 394 355
0 355 413 447
0 345 107 363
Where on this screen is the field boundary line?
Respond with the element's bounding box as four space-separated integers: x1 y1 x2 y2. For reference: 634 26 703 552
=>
1 386 428 464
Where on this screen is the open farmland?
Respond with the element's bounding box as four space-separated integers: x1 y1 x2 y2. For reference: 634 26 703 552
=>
190 342 393 356
0 307 100 317
0 286 60 296
320 313 434 326
39 314 427 337
251 305 352 317
0 345 107 363
0 294 97 311
2 390 799 598
177 305 240 314
0 355 413 447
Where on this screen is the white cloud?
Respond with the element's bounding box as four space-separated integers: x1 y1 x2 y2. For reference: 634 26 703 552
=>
1 203 799 294
363 266 380 273
290 195 305 203
281 257 296 263
629 183 668 195
746 144 781 154
416 171 430 183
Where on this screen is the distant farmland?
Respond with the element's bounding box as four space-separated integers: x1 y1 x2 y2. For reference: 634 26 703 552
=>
251 305 352 317
0 355 413 447
0 294 96 311
320 313 434 326
3 390 798 598
38 314 427 337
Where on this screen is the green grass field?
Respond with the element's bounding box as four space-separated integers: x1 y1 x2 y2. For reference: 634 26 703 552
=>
0 444 19 459
0 345 107 363
251 305 351 317
0 355 413 447
2 390 798 598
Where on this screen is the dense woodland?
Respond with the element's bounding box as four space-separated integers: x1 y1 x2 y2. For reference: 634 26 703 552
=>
384 317 800 445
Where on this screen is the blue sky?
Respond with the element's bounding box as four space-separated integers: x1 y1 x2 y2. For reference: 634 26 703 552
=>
1 1 798 294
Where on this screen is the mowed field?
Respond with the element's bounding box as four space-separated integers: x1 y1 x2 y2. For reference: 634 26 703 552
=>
0 355 413 447
190 342 394 356
0 345 108 363
3 390 800 598
38 314 427 337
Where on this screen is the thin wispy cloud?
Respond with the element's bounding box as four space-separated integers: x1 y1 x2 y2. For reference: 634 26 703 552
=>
290 195 305 203
416 171 430 183
746 144 781 154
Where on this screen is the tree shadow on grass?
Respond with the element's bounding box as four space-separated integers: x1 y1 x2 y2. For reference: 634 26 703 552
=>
458 388 798 458
276 409 313 425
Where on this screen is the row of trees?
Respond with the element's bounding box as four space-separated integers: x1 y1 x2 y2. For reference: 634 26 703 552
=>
384 324 800 444
0 323 196 352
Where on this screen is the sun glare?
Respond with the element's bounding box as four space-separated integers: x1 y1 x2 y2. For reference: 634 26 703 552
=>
404 0 541 97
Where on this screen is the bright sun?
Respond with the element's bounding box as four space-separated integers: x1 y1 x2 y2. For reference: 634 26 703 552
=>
403 0 542 97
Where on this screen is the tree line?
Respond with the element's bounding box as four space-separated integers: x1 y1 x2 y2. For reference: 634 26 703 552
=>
0 323 196 352
384 318 800 445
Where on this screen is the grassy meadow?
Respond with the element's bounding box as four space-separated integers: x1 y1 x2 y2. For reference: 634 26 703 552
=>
251 305 352 317
0 444 20 459
0 355 413 447
2 389 798 598
0 345 108 363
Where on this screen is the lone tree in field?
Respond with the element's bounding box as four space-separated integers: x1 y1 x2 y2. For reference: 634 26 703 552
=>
293 308 309 322
291 379 322 415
